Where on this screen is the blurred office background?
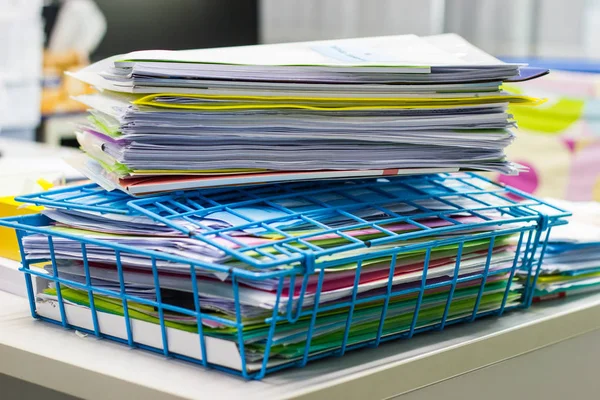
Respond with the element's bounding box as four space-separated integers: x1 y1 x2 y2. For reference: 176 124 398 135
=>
0 0 600 199
1 0 598 144
0 0 599 200
260 0 600 58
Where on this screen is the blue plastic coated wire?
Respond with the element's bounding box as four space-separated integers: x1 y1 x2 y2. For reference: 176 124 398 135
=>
231 275 249 378
338 260 362 356
438 242 464 330
469 236 495 321
189 264 208 367
16 229 37 319
21 266 239 328
257 276 285 379
371 253 397 347
16 183 131 214
301 268 325 367
498 230 526 314
519 227 543 304
150 257 169 357
525 227 554 307
47 236 68 328
0 173 573 380
408 248 431 338
285 273 311 323
114 250 135 347
13 174 572 274
80 243 100 337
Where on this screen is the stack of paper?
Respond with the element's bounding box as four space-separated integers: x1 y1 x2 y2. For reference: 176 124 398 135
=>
23 177 528 363
5 34 558 371
67 34 548 195
520 199 600 301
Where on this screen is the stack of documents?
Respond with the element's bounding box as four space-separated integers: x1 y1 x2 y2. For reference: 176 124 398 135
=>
67 34 548 195
18 175 535 364
521 199 600 301
4 34 560 372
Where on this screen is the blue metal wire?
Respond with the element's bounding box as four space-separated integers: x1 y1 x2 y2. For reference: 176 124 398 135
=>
81 243 100 336
16 228 37 319
438 242 464 330
338 260 362 356
524 226 554 307
16 183 131 214
373 253 398 347
256 276 286 380
408 248 431 337
189 264 208 367
498 230 526 315
114 250 135 347
150 257 169 357
469 236 495 321
0 173 572 380
301 268 325 367
48 236 68 328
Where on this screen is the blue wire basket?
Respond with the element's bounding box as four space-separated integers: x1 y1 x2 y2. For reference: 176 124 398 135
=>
2 173 570 379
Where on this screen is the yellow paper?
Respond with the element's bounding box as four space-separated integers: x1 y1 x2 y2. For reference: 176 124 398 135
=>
134 93 544 111
0 197 42 261
537 271 600 283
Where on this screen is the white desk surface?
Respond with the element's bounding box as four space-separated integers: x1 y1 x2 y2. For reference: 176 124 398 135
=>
0 257 24 297
0 137 80 156
2 289 600 400
0 138 80 196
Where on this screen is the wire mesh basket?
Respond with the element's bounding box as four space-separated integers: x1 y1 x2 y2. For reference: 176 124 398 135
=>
2 173 570 379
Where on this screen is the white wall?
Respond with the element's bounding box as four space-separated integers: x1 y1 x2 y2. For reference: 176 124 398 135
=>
259 0 445 43
260 0 600 59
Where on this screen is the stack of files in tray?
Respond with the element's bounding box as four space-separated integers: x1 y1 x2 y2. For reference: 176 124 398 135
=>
520 199 600 302
66 33 549 195
22 176 530 363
